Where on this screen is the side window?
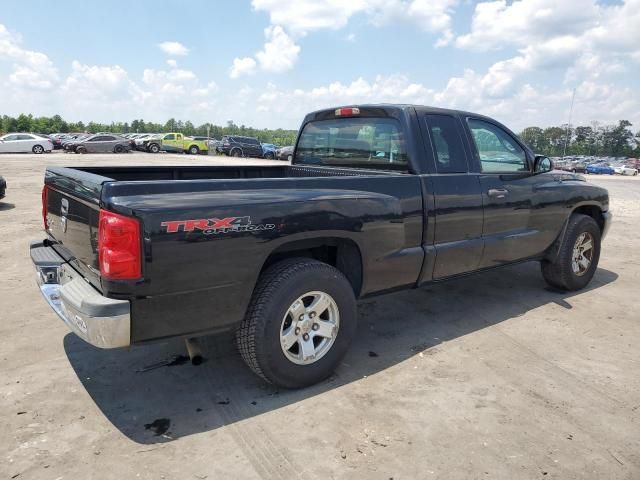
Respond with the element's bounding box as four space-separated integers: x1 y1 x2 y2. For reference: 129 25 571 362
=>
467 119 527 173
18 134 34 140
424 115 468 173
4 135 19 141
103 136 116 141
164 134 175 140
90 136 105 142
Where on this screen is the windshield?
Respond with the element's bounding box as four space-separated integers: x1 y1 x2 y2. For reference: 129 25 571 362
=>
295 117 408 171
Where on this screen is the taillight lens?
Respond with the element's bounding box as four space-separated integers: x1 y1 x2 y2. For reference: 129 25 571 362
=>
41 185 48 230
98 210 141 280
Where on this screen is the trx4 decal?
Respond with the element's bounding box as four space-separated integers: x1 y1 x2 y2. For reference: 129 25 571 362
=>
161 216 275 235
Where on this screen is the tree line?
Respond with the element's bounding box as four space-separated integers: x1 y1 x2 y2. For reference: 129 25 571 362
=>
1 113 639 156
0 114 298 147
520 120 639 158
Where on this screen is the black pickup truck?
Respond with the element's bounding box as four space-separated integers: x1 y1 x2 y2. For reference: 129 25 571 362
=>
32 105 611 388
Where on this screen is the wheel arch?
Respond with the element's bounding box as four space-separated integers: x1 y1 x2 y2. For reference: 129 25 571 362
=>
545 203 606 261
259 237 363 298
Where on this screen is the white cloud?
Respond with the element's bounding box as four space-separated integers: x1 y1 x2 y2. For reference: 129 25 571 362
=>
166 59 177 68
251 0 458 43
255 25 300 73
455 0 599 51
157 41 189 56
0 23 58 90
346 33 356 42
229 57 257 78
230 25 300 77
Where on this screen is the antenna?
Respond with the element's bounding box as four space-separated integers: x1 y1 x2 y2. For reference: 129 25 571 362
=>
562 88 576 160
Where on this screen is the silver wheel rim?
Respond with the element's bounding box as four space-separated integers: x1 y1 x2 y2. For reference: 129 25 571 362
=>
34 145 43 153
280 291 339 365
572 232 594 276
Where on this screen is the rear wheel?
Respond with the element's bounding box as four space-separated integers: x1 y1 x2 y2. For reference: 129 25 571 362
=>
76 146 87 154
541 214 601 291
148 143 160 153
188 145 199 155
237 258 357 388
32 145 44 154
264 152 274 159
231 148 241 157
114 144 124 153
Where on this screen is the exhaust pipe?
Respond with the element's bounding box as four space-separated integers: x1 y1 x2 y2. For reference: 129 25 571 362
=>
185 337 203 365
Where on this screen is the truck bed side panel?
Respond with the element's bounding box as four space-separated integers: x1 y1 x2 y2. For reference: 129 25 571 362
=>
119 175 424 343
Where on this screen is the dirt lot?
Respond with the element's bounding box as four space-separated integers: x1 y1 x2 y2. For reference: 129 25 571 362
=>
1 152 639 479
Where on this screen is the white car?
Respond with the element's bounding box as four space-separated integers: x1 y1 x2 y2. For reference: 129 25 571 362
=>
614 165 638 176
0 133 53 154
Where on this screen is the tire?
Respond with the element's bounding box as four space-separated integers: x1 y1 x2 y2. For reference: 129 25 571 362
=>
148 143 160 153
264 152 274 159
634 171 638 176
541 214 601 291
231 148 241 157
237 258 357 389
114 144 124 153
32 144 44 154
76 146 87 154
287 155 293 162
188 145 199 155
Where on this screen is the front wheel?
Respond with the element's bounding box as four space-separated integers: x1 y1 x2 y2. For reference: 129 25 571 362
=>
541 214 601 291
32 145 44 154
237 258 357 388
264 152 274 159
76 146 87 154
148 143 160 153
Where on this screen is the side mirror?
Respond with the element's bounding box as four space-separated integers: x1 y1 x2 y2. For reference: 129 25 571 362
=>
534 155 553 173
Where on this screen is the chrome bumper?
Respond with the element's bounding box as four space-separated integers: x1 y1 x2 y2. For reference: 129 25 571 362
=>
602 211 613 241
30 241 131 348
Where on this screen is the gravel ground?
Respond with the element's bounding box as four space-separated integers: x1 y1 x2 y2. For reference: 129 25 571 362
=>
1 152 639 480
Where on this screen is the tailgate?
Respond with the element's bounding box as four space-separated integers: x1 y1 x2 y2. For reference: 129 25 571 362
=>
44 167 112 291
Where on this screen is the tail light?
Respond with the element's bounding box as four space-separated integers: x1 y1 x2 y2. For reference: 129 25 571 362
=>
335 107 360 117
41 185 49 230
98 210 141 280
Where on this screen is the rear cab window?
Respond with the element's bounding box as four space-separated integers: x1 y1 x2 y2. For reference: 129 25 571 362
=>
295 117 408 171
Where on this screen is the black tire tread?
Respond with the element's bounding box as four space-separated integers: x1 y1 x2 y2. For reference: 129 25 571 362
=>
541 213 600 291
237 258 339 384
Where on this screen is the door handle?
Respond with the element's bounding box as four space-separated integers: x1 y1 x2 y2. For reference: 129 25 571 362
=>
488 188 509 199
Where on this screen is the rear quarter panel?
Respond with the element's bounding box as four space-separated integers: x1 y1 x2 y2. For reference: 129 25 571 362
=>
109 175 424 343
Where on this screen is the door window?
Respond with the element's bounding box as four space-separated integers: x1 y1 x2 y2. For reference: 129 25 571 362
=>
467 119 527 173
164 134 175 140
425 115 468 173
3 135 19 141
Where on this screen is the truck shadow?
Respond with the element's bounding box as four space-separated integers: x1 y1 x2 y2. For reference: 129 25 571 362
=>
64 262 618 444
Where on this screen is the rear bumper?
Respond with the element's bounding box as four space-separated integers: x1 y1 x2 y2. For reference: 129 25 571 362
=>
30 241 131 348
602 211 612 241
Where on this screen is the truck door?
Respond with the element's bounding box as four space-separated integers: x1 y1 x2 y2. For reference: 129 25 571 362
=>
421 114 484 279
465 118 541 267
163 133 177 151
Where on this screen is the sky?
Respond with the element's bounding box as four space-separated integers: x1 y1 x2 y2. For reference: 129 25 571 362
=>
0 0 638 131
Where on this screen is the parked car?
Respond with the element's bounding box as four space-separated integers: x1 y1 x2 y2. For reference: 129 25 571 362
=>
0 175 5 200
261 143 276 159
614 165 638 176
146 133 208 154
0 133 53 154
33 104 611 389
218 135 263 157
276 145 294 161
586 164 615 175
74 134 131 154
135 134 162 151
